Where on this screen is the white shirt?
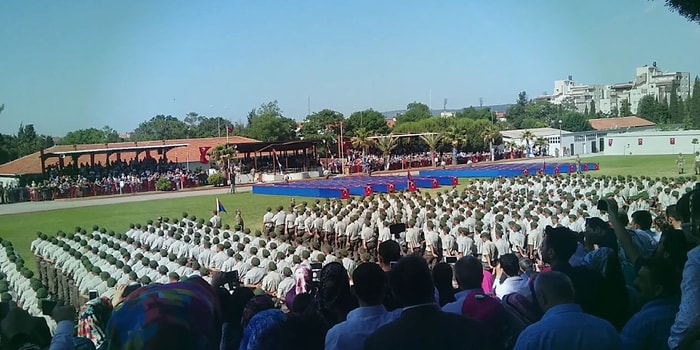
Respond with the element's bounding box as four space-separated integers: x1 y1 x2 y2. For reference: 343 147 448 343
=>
494 275 531 300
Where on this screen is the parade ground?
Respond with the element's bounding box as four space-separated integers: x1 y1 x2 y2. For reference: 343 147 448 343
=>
1 154 695 272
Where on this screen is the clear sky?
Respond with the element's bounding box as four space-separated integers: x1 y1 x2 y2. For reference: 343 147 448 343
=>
1 0 699 135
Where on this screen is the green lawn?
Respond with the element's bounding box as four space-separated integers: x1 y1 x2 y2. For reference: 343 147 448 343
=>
583 154 698 179
2 154 696 272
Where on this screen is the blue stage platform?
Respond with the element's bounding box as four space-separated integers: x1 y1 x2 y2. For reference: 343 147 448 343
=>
251 175 460 199
419 162 599 178
252 162 598 199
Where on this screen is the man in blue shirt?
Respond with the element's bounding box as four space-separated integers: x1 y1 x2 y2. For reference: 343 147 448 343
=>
620 257 680 350
325 262 399 350
514 271 620 350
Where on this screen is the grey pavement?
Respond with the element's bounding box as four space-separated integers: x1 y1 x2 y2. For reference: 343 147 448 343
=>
0 186 252 216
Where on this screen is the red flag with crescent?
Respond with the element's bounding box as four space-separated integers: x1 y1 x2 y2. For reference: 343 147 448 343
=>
199 147 211 164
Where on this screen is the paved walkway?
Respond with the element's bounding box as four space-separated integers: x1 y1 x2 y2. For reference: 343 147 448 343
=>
0 155 585 216
0 186 253 216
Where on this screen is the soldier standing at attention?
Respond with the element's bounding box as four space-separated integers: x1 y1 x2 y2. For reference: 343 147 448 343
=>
695 151 700 175
676 153 685 174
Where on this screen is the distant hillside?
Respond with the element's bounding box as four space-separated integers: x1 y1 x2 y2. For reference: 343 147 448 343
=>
382 104 512 119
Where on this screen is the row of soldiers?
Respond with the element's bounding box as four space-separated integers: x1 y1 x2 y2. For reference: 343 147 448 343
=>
675 151 700 175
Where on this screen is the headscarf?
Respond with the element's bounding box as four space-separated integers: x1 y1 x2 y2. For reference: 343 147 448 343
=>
239 309 286 350
105 276 221 350
316 262 357 326
294 263 311 295
78 297 113 348
240 294 275 328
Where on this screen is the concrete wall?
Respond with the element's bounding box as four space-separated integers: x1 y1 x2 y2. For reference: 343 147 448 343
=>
604 130 700 155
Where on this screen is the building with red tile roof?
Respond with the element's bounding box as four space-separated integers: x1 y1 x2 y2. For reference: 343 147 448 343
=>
0 136 259 176
588 116 656 131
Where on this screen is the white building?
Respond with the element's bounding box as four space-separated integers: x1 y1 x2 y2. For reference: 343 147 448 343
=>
537 63 692 115
604 130 700 156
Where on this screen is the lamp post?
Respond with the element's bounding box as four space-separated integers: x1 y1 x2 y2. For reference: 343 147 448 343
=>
558 120 563 157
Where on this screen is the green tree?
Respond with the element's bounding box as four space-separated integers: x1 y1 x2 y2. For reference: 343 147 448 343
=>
455 107 491 120
561 97 577 112
207 144 238 170
443 125 467 156
16 124 53 157
653 96 669 124
245 101 298 142
395 102 431 124
610 105 619 118
669 85 682 124
520 130 535 152
59 127 121 145
589 100 596 116
660 0 700 23
184 112 202 129
620 99 632 117
481 125 502 161
689 76 700 129
299 109 344 141
560 112 593 132
350 128 375 169
345 109 389 136
517 91 529 106
375 135 398 170
191 116 234 138
419 133 442 166
132 115 189 141
637 95 658 122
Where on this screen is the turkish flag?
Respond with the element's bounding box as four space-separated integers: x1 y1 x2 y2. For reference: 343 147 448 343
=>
227 126 234 134
608 139 613 146
670 138 675 145
638 138 643 145
199 146 212 164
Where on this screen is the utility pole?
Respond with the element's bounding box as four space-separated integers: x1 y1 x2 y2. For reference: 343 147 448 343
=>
307 96 311 116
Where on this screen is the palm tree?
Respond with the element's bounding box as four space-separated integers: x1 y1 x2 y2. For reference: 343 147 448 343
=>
443 126 467 158
481 125 502 161
208 144 238 171
520 130 535 156
351 128 375 172
420 133 442 167
375 135 398 170
534 137 549 156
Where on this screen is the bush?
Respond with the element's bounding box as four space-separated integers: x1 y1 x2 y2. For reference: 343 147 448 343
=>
208 172 225 186
155 177 172 191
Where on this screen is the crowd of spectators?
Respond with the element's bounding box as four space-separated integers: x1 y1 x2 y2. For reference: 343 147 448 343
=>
1 172 699 350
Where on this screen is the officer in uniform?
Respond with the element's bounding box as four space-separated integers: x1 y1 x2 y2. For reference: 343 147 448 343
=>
695 151 700 175
677 153 685 174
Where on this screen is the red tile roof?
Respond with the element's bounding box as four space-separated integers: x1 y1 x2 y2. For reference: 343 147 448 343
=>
0 136 259 175
588 116 655 130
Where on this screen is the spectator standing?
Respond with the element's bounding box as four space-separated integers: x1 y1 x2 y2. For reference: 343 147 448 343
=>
364 255 487 350
324 263 400 350
513 271 620 350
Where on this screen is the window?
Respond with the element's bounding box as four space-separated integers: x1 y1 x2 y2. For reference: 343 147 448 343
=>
574 135 585 142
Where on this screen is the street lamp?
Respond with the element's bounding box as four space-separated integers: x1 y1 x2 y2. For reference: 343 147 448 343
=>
558 120 563 157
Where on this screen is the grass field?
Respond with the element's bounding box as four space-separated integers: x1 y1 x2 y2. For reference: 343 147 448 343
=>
1 154 696 272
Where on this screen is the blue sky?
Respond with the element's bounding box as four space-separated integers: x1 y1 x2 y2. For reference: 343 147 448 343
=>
0 0 699 135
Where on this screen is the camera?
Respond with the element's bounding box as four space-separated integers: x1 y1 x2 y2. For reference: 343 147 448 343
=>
444 256 457 264
389 223 406 239
310 263 322 283
88 290 99 300
597 199 607 211
389 261 398 269
40 299 58 316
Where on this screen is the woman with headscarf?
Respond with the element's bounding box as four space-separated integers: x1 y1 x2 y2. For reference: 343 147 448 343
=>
78 297 113 349
239 309 286 350
311 262 358 328
105 276 221 350
284 263 312 311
